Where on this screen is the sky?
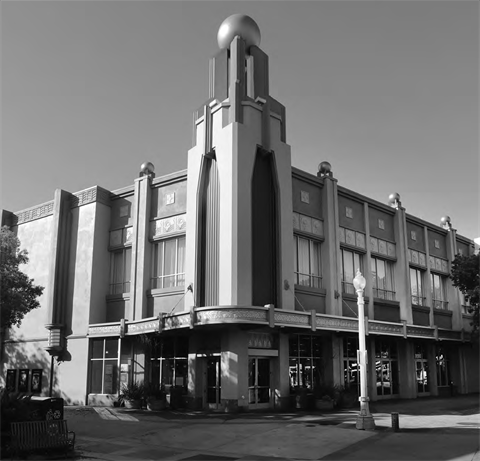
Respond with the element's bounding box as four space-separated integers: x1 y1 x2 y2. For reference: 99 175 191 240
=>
1 0 479 239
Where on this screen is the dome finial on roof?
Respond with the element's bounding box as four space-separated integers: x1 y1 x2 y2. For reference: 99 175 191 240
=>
217 14 261 51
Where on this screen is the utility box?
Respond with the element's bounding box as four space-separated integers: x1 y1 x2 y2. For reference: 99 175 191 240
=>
27 397 64 421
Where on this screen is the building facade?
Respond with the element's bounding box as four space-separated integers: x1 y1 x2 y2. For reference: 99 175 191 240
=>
1 15 478 409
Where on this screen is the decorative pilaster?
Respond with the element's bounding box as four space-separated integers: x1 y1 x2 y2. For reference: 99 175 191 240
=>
392 203 413 324
445 225 462 330
130 166 154 321
45 189 72 356
320 170 341 316
423 226 434 327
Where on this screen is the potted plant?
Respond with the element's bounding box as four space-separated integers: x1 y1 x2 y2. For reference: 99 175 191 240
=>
119 381 144 409
313 384 343 411
145 383 166 411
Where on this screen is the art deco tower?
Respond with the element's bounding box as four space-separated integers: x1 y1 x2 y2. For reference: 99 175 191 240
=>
185 15 294 310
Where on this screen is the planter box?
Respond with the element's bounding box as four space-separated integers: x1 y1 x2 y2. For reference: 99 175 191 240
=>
147 399 166 411
124 399 142 409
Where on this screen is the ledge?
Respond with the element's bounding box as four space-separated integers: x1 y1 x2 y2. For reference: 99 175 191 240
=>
433 308 453 317
373 298 400 308
342 293 370 303
412 305 430 313
148 287 184 298
294 285 327 296
106 294 130 302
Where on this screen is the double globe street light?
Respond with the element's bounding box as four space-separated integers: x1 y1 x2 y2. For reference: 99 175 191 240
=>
353 269 375 430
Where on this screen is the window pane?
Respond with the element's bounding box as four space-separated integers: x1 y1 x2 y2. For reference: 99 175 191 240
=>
385 261 394 292
177 237 186 287
293 236 298 284
124 248 132 284
90 361 103 393
161 358 174 386
103 362 118 394
299 336 312 357
289 358 299 391
164 239 176 275
92 340 104 359
300 358 312 388
311 242 320 277
298 238 310 286
377 259 386 290
113 251 123 285
354 253 361 275
371 259 377 289
156 242 164 277
289 335 299 357
343 251 354 283
174 359 188 388
105 339 118 358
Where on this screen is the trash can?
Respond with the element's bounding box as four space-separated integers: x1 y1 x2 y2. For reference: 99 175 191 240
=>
27 397 64 421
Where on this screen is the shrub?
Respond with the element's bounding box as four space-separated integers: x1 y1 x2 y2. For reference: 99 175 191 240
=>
144 382 166 400
118 381 144 403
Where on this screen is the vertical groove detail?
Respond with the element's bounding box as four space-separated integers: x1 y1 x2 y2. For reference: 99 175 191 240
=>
200 159 220 306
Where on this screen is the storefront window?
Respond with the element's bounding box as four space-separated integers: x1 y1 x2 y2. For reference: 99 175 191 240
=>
415 343 429 394
436 346 450 387
90 338 119 394
375 339 399 396
343 337 359 393
150 337 189 393
288 335 322 393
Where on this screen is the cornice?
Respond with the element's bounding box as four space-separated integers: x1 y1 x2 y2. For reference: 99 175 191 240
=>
70 186 111 209
12 201 54 225
291 167 324 188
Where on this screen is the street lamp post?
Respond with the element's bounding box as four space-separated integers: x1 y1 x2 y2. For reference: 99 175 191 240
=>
353 269 375 431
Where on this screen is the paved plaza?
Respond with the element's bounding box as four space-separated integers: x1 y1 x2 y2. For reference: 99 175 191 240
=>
54 395 480 461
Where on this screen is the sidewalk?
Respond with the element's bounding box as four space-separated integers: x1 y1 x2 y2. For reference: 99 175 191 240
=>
61 395 479 461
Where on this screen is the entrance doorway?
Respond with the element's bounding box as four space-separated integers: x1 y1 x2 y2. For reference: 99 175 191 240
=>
248 357 271 409
415 343 430 395
206 356 221 410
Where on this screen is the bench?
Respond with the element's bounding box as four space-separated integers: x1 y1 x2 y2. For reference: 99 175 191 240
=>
10 419 75 458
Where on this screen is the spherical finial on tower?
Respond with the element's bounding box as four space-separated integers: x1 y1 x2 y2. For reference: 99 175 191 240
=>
317 161 333 178
217 14 261 51
140 161 155 177
388 192 401 209
388 192 400 203
440 216 452 231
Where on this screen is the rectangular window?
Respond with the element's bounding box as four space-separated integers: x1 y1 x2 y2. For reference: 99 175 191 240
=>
375 339 399 396
150 337 189 393
410 267 425 306
293 235 322 288
288 335 322 393
343 337 359 394
371 257 395 300
110 247 132 294
436 346 450 387
152 236 186 289
341 249 362 295
90 338 119 394
431 273 448 310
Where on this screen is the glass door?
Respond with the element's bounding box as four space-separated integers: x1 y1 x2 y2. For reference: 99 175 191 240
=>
248 357 271 409
206 357 221 410
416 360 429 395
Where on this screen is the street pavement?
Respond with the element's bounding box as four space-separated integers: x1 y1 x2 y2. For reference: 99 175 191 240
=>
42 394 480 461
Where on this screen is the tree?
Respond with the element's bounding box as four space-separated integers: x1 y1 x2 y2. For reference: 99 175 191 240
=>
450 253 479 338
0 226 44 329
